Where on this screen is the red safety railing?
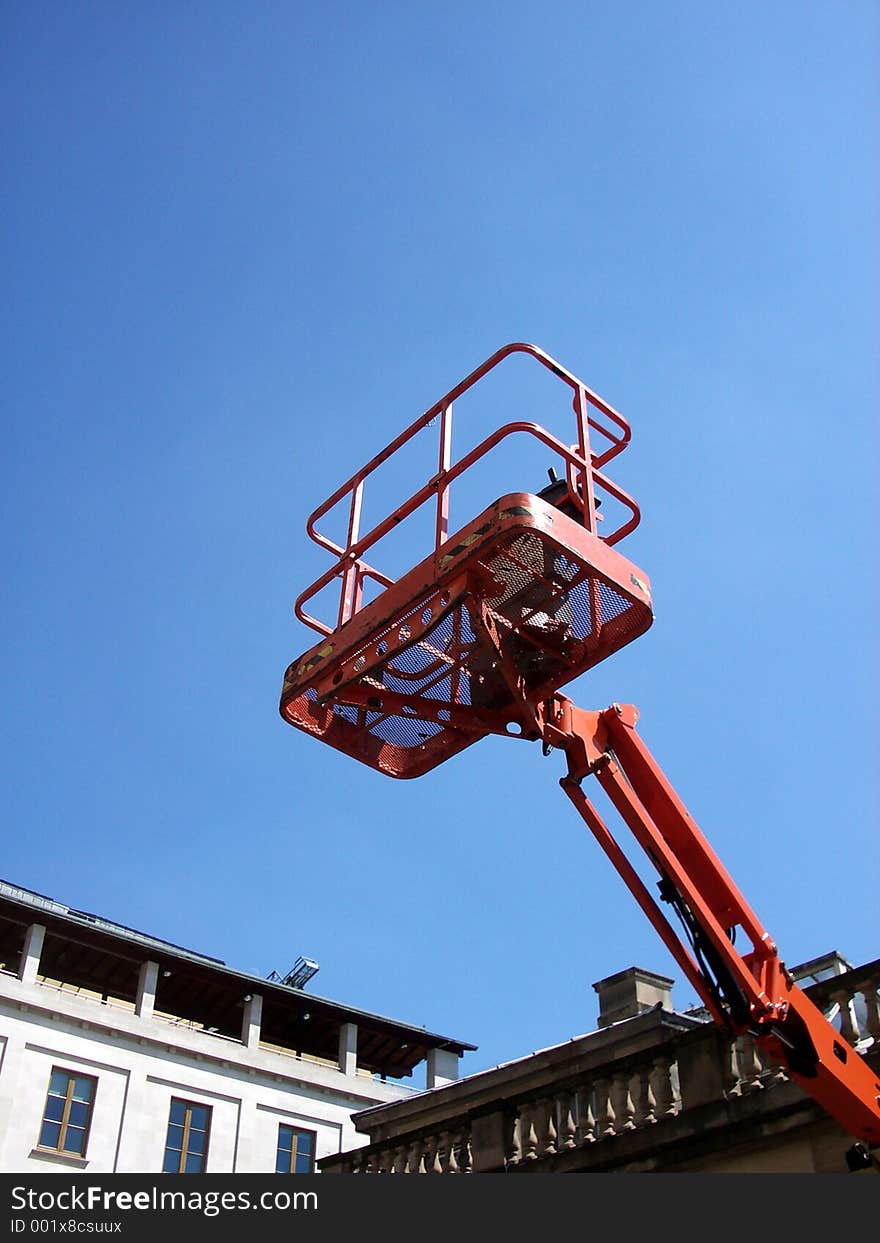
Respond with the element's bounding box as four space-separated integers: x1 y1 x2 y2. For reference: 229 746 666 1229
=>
295 343 641 637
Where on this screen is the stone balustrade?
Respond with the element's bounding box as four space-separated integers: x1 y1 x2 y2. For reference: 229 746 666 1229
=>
321 958 879 1174
330 1044 697 1172
334 1127 474 1174
808 964 880 1052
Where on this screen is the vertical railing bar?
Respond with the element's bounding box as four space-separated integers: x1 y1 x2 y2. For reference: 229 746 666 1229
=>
337 479 365 628
351 561 365 624
574 385 603 641
573 385 598 533
435 400 453 552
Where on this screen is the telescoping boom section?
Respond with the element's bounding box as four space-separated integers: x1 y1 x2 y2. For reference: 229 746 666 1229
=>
279 343 880 1149
541 696 880 1148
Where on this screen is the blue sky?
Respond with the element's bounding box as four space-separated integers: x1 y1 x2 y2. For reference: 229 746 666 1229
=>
3 3 877 1080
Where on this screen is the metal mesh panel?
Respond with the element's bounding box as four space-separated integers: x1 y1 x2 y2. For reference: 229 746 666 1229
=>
331 702 360 725
366 711 445 748
475 531 588 698
568 576 637 638
346 593 438 676
383 609 459 690
480 532 584 628
598 579 633 625
352 603 476 750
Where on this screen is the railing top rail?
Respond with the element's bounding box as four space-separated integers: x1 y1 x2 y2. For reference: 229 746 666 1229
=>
306 342 629 537
293 343 638 637
805 960 880 1002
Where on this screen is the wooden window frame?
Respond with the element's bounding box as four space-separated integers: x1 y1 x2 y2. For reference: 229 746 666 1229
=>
163 1098 212 1175
36 1067 97 1158
276 1123 316 1174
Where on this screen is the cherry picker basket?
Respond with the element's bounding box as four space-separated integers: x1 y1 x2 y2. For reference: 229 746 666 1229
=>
280 344 653 778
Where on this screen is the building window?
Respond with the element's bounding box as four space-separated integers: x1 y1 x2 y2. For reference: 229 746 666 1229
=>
37 1068 97 1157
163 1099 211 1173
276 1124 316 1173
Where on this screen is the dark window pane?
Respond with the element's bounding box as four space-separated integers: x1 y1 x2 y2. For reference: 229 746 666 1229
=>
49 1070 69 1095
72 1077 94 1103
165 1124 184 1149
44 1095 65 1123
184 1152 204 1174
162 1149 180 1174
186 1129 205 1156
275 1151 290 1173
169 1100 186 1126
294 1152 312 1174
62 1127 86 1156
296 1130 314 1157
68 1100 89 1128
189 1106 209 1132
39 1121 61 1149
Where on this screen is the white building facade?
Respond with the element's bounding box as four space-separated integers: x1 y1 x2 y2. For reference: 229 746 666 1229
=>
0 882 473 1174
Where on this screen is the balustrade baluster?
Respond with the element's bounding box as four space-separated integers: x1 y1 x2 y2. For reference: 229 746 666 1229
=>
542 1098 558 1155
575 1085 597 1145
634 1063 657 1126
611 1070 636 1132
651 1055 678 1117
522 1107 539 1160
558 1092 577 1149
425 1134 442 1174
862 977 880 1050
831 987 861 1047
445 1129 459 1174
736 1036 764 1094
505 1112 521 1167
595 1077 616 1137
435 1131 450 1173
721 1037 742 1097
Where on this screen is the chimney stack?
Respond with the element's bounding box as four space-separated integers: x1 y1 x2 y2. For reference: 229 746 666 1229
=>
593 967 674 1028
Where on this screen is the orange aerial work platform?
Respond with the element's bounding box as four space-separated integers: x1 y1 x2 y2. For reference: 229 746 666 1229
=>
279 343 880 1158
281 343 651 777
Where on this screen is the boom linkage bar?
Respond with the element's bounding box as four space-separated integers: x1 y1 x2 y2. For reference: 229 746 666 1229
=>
536 694 880 1148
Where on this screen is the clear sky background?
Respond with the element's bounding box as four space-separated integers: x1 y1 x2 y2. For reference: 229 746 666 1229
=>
3 3 877 1082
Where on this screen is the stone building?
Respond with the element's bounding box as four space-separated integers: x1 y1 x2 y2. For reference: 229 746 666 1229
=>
320 955 880 1174
0 879 473 1174
3 873 875 1176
